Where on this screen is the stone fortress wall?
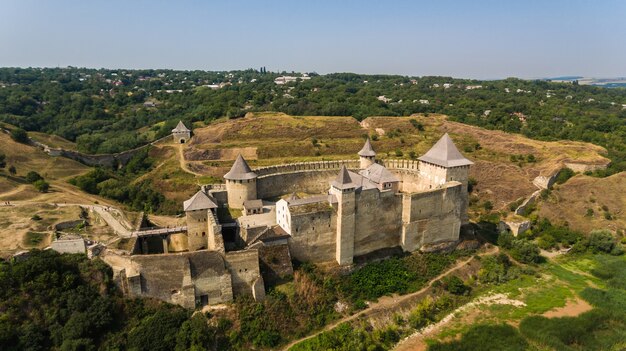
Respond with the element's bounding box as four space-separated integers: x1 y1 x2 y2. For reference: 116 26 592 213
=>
250 157 466 263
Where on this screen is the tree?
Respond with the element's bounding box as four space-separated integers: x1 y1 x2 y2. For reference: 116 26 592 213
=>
510 240 541 264
8 165 16 175
33 180 49 193
10 128 28 143
25 171 43 183
483 201 493 211
0 153 5 169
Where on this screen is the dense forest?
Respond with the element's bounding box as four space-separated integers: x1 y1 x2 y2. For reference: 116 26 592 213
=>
0 67 625 174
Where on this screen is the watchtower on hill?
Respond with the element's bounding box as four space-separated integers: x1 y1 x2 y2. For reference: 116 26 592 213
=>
172 121 191 144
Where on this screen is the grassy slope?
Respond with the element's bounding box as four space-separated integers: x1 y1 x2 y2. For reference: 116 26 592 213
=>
425 254 626 350
538 172 626 234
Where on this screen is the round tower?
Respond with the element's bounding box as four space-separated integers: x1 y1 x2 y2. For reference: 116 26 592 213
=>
224 154 258 209
358 138 376 169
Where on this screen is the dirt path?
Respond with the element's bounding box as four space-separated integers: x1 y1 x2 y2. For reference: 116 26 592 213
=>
283 246 499 351
177 144 203 177
0 184 28 199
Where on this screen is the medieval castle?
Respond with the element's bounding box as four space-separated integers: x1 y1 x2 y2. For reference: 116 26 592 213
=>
103 122 473 309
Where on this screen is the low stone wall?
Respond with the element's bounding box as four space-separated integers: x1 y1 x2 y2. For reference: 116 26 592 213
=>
564 161 609 173
515 189 542 216
35 135 171 168
533 169 561 190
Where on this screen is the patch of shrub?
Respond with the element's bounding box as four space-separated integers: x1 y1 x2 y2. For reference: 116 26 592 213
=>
33 179 49 193
555 167 575 184
25 171 43 183
10 127 28 143
429 323 528 351
441 275 470 295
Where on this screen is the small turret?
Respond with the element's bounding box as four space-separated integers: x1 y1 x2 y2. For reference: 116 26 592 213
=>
358 138 376 169
172 121 191 144
224 154 258 209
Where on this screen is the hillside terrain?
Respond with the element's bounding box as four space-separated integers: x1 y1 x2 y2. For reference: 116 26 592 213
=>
1 111 619 255
147 112 610 212
1 68 624 177
0 132 129 254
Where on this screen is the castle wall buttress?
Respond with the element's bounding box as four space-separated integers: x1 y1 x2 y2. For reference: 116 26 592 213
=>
401 182 463 252
334 189 356 265
353 189 403 257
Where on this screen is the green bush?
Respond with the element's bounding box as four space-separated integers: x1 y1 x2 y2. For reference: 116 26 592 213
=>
478 254 520 284
429 324 528 351
33 179 49 192
25 171 43 183
555 167 575 184
10 128 28 143
510 239 542 264
442 275 469 295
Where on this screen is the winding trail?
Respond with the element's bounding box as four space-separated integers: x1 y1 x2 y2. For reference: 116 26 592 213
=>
282 245 499 351
177 144 203 177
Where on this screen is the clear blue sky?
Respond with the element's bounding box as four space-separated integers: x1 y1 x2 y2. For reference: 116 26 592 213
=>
1 0 624 79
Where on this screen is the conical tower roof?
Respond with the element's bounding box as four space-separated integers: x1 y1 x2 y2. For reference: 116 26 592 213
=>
183 190 217 211
172 120 190 132
358 138 376 157
418 133 473 167
224 154 257 180
331 165 357 189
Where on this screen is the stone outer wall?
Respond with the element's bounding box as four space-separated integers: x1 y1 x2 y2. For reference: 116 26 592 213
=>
288 208 336 262
258 244 294 285
401 182 463 252
353 189 402 257
533 170 561 190
564 161 609 173
515 189 542 216
224 250 264 299
256 160 360 199
104 249 238 309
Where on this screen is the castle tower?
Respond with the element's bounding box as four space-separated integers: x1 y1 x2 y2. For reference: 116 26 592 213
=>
172 121 191 144
183 190 219 251
329 165 356 265
224 154 258 209
418 133 473 224
358 138 376 169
